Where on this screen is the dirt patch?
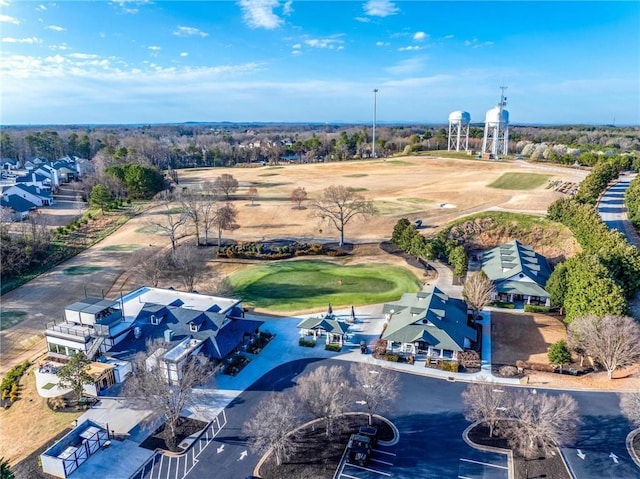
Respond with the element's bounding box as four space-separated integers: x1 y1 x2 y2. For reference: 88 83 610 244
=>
491 312 567 367
467 423 570 479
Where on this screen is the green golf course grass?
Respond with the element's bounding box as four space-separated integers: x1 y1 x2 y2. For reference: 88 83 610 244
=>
488 172 552 190
228 260 420 312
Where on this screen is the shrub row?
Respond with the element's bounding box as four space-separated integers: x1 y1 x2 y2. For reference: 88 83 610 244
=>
523 305 550 313
299 338 315 347
574 160 619 204
325 344 342 352
626 175 640 229
218 241 326 260
1 360 30 404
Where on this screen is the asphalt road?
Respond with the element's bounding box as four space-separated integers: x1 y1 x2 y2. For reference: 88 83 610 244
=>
180 359 638 479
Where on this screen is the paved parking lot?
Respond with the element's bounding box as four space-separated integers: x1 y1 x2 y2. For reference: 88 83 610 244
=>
458 454 508 479
337 443 397 479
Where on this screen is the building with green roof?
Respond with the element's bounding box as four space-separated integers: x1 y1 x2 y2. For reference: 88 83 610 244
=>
381 286 476 362
481 240 551 307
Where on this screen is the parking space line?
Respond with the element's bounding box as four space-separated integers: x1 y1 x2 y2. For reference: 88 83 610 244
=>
372 449 396 456
346 463 392 476
340 474 360 479
458 475 474 479
370 458 393 466
460 458 508 470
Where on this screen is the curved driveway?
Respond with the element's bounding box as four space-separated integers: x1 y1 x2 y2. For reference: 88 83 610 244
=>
598 174 640 248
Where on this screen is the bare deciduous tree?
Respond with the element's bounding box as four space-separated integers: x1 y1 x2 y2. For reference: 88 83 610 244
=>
213 202 238 248
243 393 298 466
462 271 495 320
247 185 258 206
505 390 579 457
123 339 214 451
568 315 640 379
291 186 308 209
213 173 238 200
199 181 218 246
619 392 640 427
461 382 507 438
180 189 203 246
350 363 398 426
296 365 350 436
310 185 377 246
171 244 208 291
148 191 188 253
135 247 169 287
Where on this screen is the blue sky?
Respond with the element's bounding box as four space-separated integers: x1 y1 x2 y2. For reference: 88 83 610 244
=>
0 1 638 125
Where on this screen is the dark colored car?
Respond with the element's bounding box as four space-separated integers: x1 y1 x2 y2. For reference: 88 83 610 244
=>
360 341 368 354
347 433 372 465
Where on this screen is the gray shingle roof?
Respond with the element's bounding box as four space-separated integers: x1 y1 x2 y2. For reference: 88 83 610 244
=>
1 195 36 213
381 287 476 352
297 316 350 335
481 240 551 297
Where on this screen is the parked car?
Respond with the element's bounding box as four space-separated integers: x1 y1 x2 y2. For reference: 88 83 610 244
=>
360 341 368 354
347 433 372 465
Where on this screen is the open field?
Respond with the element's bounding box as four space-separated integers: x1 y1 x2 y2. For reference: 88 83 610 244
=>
228 260 421 311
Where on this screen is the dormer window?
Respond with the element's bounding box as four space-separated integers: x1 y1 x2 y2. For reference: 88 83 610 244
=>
151 315 159 325
189 323 199 332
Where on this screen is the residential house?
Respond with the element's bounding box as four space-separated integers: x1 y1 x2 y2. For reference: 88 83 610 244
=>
1 183 53 206
481 240 552 307
1 194 36 220
1 158 19 170
16 171 53 192
35 164 61 187
381 286 477 363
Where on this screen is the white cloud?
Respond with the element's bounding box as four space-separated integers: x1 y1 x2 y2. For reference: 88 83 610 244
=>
304 35 344 49
2 37 42 44
68 53 99 59
110 0 151 15
443 34 454 40
413 31 427 42
376 41 389 47
385 56 426 75
49 43 70 51
0 14 20 25
363 0 399 17
0 1 11 7
398 45 423 52
292 43 301 49
36 4 47 10
292 49 301 55
282 0 293 16
148 46 161 51
180 52 189 57
238 0 283 29
173 25 208 38
355 17 370 23
465 38 494 49
46 25 66 32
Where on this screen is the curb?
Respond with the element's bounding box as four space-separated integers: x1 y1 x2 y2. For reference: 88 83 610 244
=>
462 421 514 479
626 428 640 468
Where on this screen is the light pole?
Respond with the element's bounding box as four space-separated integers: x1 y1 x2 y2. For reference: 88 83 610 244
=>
372 88 378 158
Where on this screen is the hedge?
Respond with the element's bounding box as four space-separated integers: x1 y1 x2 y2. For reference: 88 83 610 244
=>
325 343 342 352
524 305 550 313
299 338 316 347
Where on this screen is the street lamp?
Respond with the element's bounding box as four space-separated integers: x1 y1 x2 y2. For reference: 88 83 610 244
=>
372 88 378 158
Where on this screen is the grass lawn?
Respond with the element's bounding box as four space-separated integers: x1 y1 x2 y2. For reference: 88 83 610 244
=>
398 197 434 205
374 200 425 216
257 172 280 177
228 260 420 311
0 311 27 330
62 265 104 275
101 244 142 252
343 173 369 178
488 172 552 190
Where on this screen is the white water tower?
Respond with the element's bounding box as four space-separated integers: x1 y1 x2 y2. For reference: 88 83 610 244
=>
482 86 509 157
447 111 471 152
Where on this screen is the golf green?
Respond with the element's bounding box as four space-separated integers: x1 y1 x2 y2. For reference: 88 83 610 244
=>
228 260 420 311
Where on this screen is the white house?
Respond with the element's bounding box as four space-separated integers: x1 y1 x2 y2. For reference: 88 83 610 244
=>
2 183 53 206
